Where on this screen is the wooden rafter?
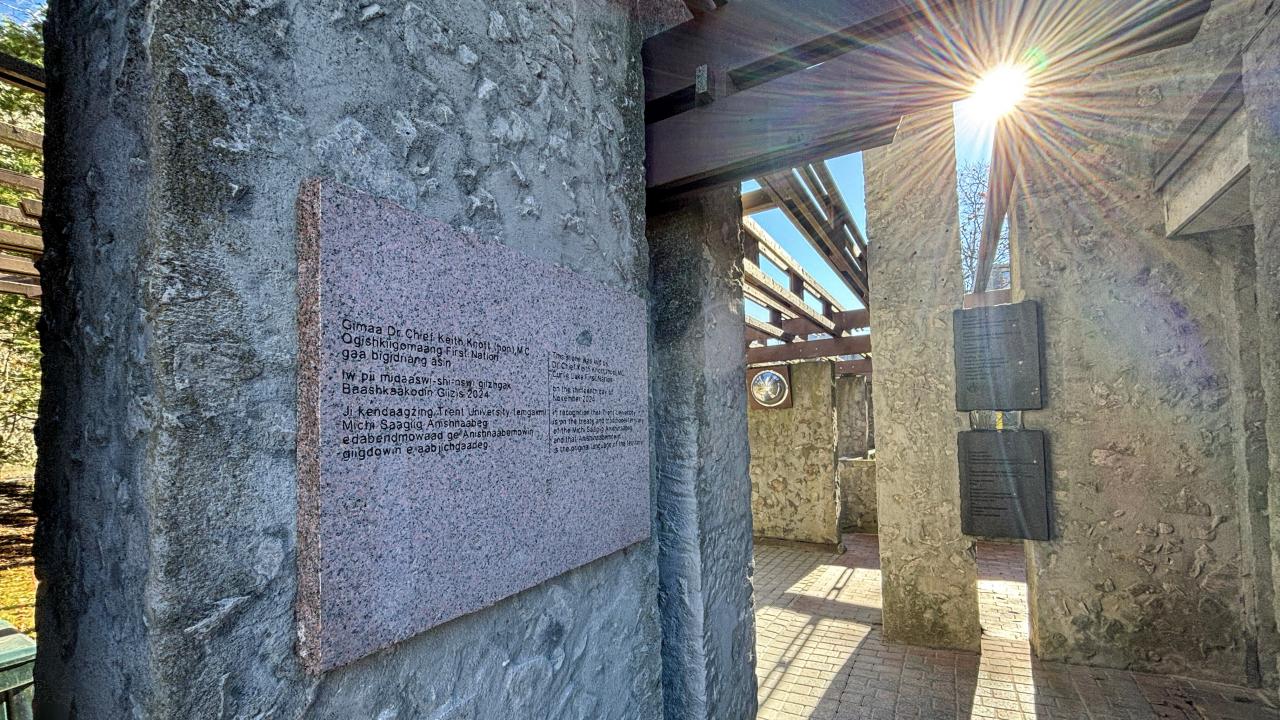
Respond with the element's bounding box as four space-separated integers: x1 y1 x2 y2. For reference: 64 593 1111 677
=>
760 168 868 306
744 216 847 314
743 260 836 334
0 58 45 298
835 358 873 376
746 334 870 364
644 0 1211 193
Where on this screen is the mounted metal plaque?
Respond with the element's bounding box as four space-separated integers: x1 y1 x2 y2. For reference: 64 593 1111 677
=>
959 430 1051 541
747 365 792 410
953 300 1043 411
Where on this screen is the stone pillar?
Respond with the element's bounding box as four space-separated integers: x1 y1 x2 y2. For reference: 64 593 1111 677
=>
649 189 758 720
36 0 692 716
863 106 981 652
748 360 840 546
1242 1 1280 686
835 375 871 458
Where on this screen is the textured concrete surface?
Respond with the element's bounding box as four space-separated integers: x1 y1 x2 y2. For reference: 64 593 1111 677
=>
297 181 650 670
37 0 697 716
838 458 877 534
649 188 758 720
755 534 1280 720
835 375 872 459
864 106 981 652
749 361 840 546
1012 0 1262 684
1242 0 1280 691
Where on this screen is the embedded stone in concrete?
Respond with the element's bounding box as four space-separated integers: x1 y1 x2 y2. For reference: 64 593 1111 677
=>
748 360 840 546
298 180 649 671
864 105 981 652
838 458 877 533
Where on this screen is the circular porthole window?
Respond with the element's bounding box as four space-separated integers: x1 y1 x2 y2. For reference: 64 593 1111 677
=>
750 369 790 408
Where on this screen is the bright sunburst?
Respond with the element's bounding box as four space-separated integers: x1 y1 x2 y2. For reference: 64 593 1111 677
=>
968 64 1030 122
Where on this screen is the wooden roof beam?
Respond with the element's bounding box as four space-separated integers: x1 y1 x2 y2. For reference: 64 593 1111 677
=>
744 216 847 315
743 260 836 334
835 358 873 376
0 53 44 95
0 229 42 255
761 171 868 304
745 315 787 343
0 123 42 154
0 279 39 298
0 255 37 278
747 334 870 364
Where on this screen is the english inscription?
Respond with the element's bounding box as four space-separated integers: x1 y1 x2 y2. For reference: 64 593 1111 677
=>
953 300 1044 411
958 430 1051 541
297 180 650 672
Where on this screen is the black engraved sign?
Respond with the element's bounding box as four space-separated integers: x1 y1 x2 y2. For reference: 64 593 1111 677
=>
959 430 1050 541
953 300 1043 411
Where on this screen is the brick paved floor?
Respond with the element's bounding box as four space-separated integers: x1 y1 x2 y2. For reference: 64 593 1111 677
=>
754 534 1279 720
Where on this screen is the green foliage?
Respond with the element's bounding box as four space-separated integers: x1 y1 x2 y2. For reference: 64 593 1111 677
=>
0 11 44 466
0 294 38 465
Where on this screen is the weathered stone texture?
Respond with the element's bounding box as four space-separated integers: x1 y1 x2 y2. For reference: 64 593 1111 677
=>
37 0 699 717
838 458 878 534
649 189 758 720
748 360 840 546
835 375 872 458
864 106 981 652
1015 2 1260 682
1242 0 1280 690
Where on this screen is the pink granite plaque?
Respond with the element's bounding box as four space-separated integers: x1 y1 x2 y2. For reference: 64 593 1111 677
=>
297 180 650 672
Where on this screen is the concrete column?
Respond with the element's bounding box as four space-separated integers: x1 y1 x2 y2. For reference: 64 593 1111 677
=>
749 360 840 547
835 375 871 458
863 106 981 652
648 189 758 720
1242 2 1280 687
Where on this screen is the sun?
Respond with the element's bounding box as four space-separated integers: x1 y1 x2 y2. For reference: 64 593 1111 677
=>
969 64 1030 121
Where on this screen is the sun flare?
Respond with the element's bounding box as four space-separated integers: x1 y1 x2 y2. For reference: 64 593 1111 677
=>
969 64 1030 121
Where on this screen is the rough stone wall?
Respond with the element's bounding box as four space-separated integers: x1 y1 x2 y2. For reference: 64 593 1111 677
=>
864 106 981 652
748 360 840 546
838 459 878 534
835 375 871 458
649 189 758 720
1014 1 1260 683
36 0 706 717
1241 0 1280 690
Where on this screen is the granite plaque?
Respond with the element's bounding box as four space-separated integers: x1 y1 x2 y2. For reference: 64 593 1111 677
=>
953 300 1044 411
297 180 650 671
958 430 1050 541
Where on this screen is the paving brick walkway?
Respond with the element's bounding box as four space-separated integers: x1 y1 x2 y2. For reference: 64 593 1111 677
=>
754 534 1279 720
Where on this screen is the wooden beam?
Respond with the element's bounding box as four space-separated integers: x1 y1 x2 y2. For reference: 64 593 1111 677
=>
835 358 873 376
743 260 836 333
645 0 1211 194
962 289 1013 309
745 314 786 342
776 308 868 338
761 171 869 303
0 53 44 95
0 229 42 254
742 187 776 214
644 0 961 106
19 199 41 219
0 168 43 195
0 205 39 230
0 255 37 278
746 334 870 364
0 123 42 154
744 216 847 313
0 279 39 298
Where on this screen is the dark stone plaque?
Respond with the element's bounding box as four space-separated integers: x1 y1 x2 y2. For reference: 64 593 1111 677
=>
953 300 1043 411
959 430 1051 541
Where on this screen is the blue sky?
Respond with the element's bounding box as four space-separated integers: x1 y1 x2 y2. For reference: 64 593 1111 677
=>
0 1 41 24
744 101 995 314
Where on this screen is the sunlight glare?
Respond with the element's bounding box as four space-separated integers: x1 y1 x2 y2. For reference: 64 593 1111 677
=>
969 64 1029 121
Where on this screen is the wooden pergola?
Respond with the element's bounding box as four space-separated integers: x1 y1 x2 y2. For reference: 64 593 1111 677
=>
648 0 1211 377
0 52 44 299
741 162 873 377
